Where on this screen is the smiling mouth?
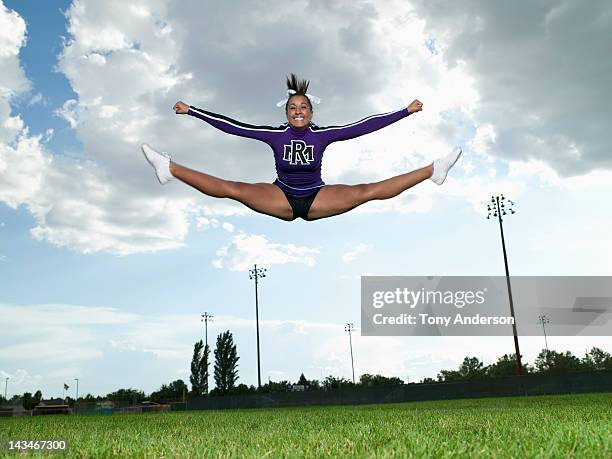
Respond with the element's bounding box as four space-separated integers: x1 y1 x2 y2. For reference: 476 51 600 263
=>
294 117 304 121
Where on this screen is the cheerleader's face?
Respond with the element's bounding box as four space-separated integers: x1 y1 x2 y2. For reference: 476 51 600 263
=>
286 95 313 130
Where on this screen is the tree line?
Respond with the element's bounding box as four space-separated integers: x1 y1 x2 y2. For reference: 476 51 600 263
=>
2 345 610 408
426 347 612 383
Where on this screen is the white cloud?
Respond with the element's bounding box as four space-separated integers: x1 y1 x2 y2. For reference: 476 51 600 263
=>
0 3 193 255
27 92 43 107
0 132 51 208
0 3 29 144
342 243 370 263
19 152 193 255
55 99 79 129
0 2 28 90
469 123 497 156
1 303 140 327
0 303 139 365
0 369 43 392
196 216 219 230
213 233 320 271
0 4 55 240
460 161 475 175
410 0 612 176
196 217 234 233
0 302 197 394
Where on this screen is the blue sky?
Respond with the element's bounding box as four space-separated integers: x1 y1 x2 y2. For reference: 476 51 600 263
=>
3 0 79 153
1 0 611 399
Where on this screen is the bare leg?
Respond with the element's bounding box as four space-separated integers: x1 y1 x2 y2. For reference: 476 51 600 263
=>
170 162 294 221
306 164 433 221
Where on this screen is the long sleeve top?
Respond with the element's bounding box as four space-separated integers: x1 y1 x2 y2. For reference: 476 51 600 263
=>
187 106 410 198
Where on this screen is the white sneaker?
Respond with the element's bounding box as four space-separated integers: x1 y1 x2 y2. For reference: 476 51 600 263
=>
141 143 174 185
430 147 462 185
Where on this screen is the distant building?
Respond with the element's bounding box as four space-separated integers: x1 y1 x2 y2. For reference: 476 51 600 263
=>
291 385 306 392
39 398 65 406
33 400 70 416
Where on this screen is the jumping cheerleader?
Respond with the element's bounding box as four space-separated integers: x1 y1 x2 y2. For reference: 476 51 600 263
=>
142 74 461 221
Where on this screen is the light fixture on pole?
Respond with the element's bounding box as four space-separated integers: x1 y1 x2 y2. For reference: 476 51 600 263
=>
249 264 267 389
201 312 214 349
538 314 550 355
201 312 213 394
345 323 356 384
486 194 523 375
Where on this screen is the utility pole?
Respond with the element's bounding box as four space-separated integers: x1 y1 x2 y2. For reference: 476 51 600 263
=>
4 377 8 400
74 378 79 414
201 312 213 394
487 194 523 375
249 264 267 389
345 323 356 384
538 314 550 355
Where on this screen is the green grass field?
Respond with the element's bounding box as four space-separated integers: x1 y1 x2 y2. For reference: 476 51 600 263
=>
1 393 611 458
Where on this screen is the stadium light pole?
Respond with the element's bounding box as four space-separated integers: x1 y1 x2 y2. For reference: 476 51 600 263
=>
345 323 356 384
4 377 8 400
486 194 524 375
74 378 79 414
538 314 550 355
201 312 213 394
249 264 267 389
201 312 214 349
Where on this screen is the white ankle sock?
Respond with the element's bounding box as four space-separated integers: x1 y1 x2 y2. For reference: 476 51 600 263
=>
431 147 462 185
141 143 174 185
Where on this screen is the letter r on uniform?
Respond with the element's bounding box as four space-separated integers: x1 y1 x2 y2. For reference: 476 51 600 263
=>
283 140 314 165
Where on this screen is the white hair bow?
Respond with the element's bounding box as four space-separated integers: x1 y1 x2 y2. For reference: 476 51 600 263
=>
276 89 321 108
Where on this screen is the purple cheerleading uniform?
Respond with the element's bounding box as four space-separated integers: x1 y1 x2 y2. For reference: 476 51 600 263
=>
187 105 410 198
